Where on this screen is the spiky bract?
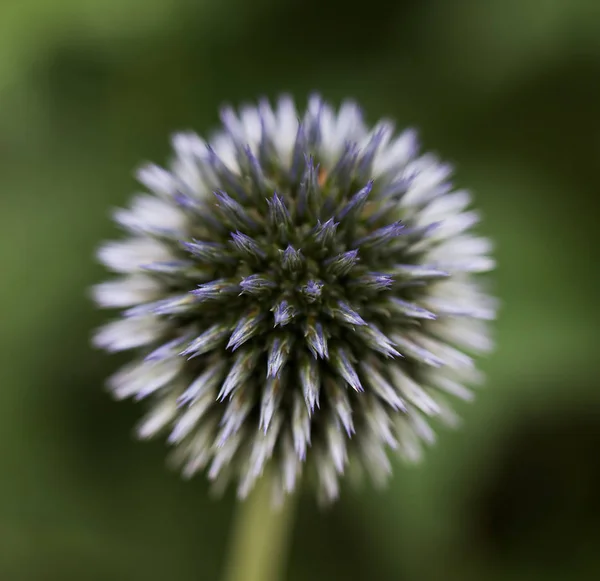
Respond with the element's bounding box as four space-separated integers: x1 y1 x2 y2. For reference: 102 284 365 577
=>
93 95 496 502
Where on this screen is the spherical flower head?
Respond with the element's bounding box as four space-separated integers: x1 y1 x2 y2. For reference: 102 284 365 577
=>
93 95 496 503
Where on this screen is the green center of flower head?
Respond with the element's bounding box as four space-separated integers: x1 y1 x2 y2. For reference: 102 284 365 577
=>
93 95 496 502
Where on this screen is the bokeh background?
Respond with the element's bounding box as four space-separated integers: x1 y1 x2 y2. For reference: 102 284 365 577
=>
2 0 600 579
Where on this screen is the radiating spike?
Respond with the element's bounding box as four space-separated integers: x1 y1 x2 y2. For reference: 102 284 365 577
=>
422 295 496 320
357 125 387 179
230 231 266 261
176 417 218 479
415 335 474 370
289 123 308 182
354 324 400 358
389 223 443 255
259 377 282 433
267 192 293 238
387 298 436 320
337 180 373 222
434 256 496 274
227 310 266 351
192 279 240 302
108 358 182 401
178 359 226 406
280 245 304 272
363 394 398 448
406 407 437 444
328 143 360 194
324 249 359 277
272 299 298 327
136 395 178 440
305 94 323 148
181 240 234 264
394 416 423 463
312 218 338 247
330 345 362 392
214 190 258 230
299 353 320 412
181 323 231 359
145 334 192 361
304 319 328 359
372 127 418 178
280 431 301 493
292 391 311 459
353 221 405 250
326 420 347 473
169 391 215 444
141 260 196 276
218 350 259 401
349 272 393 292
429 318 493 353
389 366 441 416
247 416 282 480
257 98 278 168
136 162 179 197
267 335 293 378
377 178 411 200
239 275 277 296
297 155 321 218
390 333 444 367
93 316 168 353
243 145 268 195
424 211 480 243
217 387 254 445
401 157 453 208
315 446 339 502
208 430 244 480
219 105 245 144
206 147 249 201
326 300 366 327
124 293 196 317
429 375 474 401
360 361 406 411
358 435 392 487
300 280 323 303
388 264 449 281
91 274 163 309
173 192 225 233
113 195 185 238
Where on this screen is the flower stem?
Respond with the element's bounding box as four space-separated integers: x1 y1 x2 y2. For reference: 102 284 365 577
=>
223 477 297 581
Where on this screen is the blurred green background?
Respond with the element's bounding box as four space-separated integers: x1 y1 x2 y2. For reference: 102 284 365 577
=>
1 0 600 579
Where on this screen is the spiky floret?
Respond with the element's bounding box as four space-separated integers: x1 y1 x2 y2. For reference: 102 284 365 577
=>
93 95 496 502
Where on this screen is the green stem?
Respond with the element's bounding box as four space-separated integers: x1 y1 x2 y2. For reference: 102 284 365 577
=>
223 477 297 581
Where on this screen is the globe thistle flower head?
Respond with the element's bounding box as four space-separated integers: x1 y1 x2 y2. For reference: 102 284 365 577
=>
93 94 496 503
